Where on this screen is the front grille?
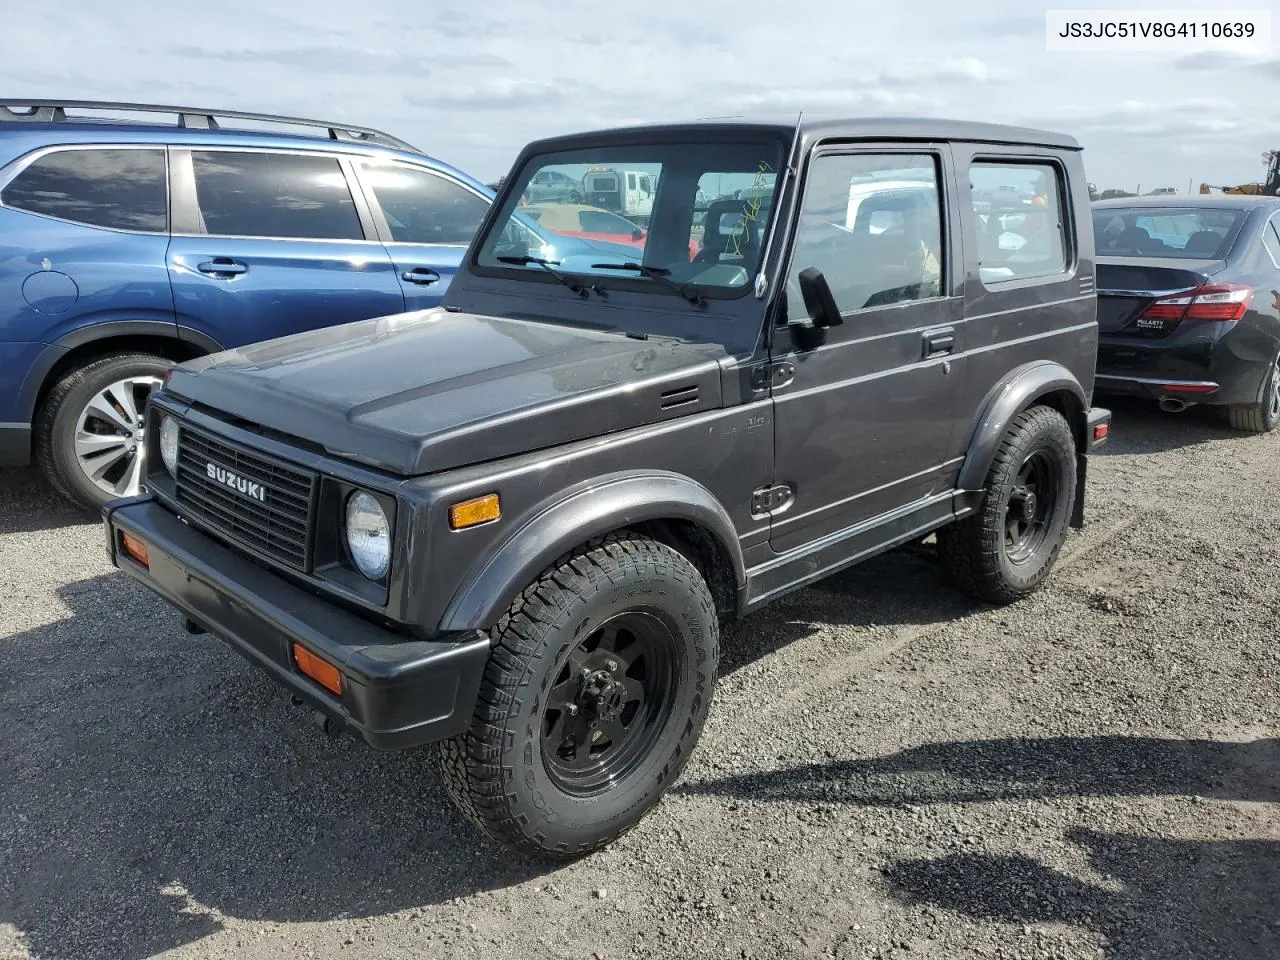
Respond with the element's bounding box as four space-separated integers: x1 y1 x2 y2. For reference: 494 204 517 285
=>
174 423 316 570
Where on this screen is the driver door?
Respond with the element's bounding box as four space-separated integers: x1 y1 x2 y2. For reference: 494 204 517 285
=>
768 146 966 554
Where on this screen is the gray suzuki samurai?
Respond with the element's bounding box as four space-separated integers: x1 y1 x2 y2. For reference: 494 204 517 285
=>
104 116 1110 859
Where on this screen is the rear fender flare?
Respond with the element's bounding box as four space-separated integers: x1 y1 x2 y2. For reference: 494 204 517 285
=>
438 471 745 632
956 360 1088 492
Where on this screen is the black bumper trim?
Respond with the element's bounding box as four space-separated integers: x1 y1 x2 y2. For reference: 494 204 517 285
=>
0 422 31 467
103 495 489 750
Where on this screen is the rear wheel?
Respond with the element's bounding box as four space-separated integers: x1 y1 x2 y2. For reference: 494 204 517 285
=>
437 533 719 861
34 352 172 511
1227 354 1280 433
938 405 1076 604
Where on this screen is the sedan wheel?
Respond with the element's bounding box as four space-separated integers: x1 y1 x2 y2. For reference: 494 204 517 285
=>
1228 353 1280 433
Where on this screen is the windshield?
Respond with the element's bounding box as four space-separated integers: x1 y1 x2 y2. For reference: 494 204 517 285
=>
1093 206 1245 259
475 140 784 296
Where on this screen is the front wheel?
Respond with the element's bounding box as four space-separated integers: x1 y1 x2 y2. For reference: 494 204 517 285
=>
438 533 719 861
34 352 173 511
1227 353 1280 433
938 405 1077 604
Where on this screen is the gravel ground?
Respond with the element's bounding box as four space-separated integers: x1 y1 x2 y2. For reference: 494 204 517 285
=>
2 396 1278 960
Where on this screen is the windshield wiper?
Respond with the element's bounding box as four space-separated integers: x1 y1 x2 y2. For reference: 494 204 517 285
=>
589 262 707 308
497 255 589 298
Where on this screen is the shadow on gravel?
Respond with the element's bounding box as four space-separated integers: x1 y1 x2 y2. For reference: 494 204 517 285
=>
718 538 978 677
0 466 95 533
884 827 1280 959
1093 395 1249 456
0 574 544 960
682 735 1280 806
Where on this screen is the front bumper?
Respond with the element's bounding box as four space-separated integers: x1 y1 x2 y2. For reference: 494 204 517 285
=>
103 495 489 751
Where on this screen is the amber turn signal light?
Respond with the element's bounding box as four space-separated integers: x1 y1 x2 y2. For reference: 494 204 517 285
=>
120 532 150 568
292 643 343 696
449 493 500 529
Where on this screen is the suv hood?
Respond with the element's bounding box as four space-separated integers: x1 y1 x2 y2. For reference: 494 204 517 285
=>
168 308 729 475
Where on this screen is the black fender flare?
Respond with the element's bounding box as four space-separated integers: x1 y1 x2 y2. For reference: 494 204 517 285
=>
16 320 223 423
955 360 1089 493
438 471 746 632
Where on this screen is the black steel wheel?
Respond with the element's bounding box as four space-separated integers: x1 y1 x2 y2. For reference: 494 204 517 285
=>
1004 450 1061 565
541 611 679 796
938 405 1076 604
438 533 719 861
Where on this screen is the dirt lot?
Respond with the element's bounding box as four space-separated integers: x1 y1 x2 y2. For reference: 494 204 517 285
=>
2 397 1278 960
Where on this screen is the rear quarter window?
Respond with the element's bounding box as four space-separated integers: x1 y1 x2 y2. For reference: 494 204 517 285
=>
969 161 1069 284
1 148 167 232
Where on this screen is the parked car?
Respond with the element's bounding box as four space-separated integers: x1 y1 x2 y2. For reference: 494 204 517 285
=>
0 99 501 509
1093 195 1280 430
104 116 1109 860
523 169 584 204
522 201 701 259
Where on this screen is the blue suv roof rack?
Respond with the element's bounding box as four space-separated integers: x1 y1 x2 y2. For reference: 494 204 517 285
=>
0 99 422 154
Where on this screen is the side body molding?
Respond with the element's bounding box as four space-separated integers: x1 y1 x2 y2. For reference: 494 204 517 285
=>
439 471 746 632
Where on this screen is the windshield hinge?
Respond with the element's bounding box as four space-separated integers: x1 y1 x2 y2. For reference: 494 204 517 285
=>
751 484 794 518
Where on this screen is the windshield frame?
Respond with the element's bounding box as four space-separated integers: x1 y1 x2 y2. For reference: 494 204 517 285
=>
469 132 789 302
1092 204 1250 261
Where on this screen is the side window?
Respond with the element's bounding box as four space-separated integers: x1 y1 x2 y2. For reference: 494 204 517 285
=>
1 148 167 231
190 151 362 240
361 164 489 245
969 161 1069 283
787 152 943 318
1263 218 1280 268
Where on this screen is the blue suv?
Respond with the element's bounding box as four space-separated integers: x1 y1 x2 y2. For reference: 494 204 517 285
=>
0 100 504 509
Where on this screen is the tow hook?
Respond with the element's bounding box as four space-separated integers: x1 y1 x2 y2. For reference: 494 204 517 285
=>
313 709 341 738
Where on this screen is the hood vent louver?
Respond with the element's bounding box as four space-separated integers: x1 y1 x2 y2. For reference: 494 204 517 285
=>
660 384 700 410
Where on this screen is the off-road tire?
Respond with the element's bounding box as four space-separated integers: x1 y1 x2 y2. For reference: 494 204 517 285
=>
938 405 1076 605
34 352 172 511
437 532 719 861
1226 354 1280 433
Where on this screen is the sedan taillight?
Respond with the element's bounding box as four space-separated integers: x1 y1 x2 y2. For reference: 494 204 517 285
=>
1138 282 1254 325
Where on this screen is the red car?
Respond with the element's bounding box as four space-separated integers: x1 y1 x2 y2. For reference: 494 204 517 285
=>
522 203 698 259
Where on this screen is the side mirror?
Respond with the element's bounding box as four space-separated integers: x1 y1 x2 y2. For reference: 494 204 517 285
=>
791 267 844 334
631 228 645 242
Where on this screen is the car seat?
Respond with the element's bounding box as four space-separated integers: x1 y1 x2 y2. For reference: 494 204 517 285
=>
1181 230 1223 257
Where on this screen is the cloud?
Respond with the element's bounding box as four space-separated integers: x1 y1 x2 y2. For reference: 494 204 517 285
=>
729 87 943 113
0 0 1274 189
409 79 571 111
874 56 1015 86
170 45 509 74
1173 51 1280 75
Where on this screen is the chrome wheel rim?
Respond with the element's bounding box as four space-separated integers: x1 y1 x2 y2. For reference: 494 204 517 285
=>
73 375 163 498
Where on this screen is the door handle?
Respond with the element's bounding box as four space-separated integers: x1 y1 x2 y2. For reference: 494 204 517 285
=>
401 267 440 285
922 327 955 358
196 258 248 277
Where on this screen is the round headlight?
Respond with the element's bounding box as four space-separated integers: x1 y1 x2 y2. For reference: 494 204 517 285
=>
346 491 390 580
159 416 179 478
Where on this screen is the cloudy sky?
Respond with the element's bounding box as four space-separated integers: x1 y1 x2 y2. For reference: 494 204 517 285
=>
3 0 1278 192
